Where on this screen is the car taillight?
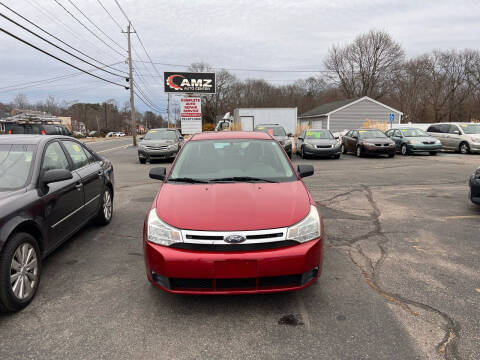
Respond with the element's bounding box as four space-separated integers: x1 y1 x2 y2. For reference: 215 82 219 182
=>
41 130 46 135
8 130 12 134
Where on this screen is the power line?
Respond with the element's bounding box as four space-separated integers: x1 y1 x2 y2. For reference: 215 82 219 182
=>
0 61 124 92
53 0 125 58
134 84 165 113
0 2 128 75
0 11 127 78
67 0 126 52
96 0 123 31
134 90 166 114
132 60 332 73
0 27 128 88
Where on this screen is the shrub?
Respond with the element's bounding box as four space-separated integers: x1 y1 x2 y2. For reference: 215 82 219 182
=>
202 123 215 132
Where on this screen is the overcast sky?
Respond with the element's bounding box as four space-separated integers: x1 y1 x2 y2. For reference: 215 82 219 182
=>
0 0 479 115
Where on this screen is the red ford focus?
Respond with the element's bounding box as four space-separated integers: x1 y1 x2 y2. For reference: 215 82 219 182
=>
143 131 324 294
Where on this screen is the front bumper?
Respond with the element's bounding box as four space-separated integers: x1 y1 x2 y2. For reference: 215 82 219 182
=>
363 144 395 155
138 149 176 160
303 145 341 156
144 238 324 294
469 142 480 153
407 144 442 152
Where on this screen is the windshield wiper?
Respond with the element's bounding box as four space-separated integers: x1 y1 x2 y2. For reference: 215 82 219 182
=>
209 176 277 183
168 177 209 184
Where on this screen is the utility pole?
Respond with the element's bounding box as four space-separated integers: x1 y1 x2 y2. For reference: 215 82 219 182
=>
167 93 170 128
104 102 107 130
123 22 137 146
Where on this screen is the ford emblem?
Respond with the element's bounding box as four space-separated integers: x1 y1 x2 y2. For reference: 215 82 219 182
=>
224 234 246 244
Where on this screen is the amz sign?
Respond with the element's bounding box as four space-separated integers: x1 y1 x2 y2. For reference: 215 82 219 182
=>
164 72 216 93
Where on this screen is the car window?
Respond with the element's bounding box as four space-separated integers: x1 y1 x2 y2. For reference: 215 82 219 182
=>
42 141 70 171
448 125 460 134
254 126 286 137
394 129 402 137
427 125 438 133
62 140 89 169
83 146 96 163
304 130 334 139
437 124 449 133
352 130 358 138
0 144 36 191
144 130 177 140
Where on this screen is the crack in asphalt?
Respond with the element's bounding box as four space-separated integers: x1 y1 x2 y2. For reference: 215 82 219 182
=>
320 185 462 360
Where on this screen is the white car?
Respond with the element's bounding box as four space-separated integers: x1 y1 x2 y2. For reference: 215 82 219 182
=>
115 132 125 137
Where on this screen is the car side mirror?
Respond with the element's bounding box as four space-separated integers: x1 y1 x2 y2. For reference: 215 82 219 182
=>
149 167 166 181
297 164 314 178
287 133 293 137
139 136 144 140
42 169 73 184
334 136 340 140
298 137 304 141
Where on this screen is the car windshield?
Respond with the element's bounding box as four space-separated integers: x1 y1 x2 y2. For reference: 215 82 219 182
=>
0 144 36 191
358 130 387 139
304 130 333 139
143 130 177 140
400 128 428 137
168 139 296 183
255 126 286 137
459 124 480 134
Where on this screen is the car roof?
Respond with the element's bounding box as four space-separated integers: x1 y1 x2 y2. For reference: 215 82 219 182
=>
306 129 327 131
255 124 282 127
0 135 74 145
150 128 178 131
191 131 271 141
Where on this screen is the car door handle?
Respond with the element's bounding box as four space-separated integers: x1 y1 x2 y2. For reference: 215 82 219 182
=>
98 171 103 177
75 182 83 190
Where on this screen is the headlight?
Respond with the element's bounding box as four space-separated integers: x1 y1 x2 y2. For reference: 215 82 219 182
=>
363 142 374 146
168 144 176 150
409 140 420 145
471 137 480 143
286 205 321 243
304 142 314 147
139 144 145 150
147 208 182 246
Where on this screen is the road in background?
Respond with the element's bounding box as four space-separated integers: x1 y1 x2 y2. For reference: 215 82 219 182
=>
1 146 479 360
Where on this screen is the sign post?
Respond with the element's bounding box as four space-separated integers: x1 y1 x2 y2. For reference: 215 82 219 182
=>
389 113 395 129
180 97 202 134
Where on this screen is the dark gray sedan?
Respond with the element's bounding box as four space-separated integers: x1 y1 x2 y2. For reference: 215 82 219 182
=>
138 128 183 164
296 129 342 159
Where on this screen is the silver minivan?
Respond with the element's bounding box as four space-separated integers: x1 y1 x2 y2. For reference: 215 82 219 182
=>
426 123 480 154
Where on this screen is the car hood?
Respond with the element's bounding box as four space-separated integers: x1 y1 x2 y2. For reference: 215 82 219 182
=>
273 135 288 141
406 136 438 142
154 181 311 231
304 139 338 146
363 138 394 144
140 139 175 146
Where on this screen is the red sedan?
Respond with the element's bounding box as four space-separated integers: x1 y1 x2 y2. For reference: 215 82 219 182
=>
143 131 324 294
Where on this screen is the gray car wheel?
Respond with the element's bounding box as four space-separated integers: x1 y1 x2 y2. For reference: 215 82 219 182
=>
356 146 362 157
460 142 470 154
401 144 408 155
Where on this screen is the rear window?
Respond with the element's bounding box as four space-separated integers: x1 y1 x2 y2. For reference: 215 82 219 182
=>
0 144 36 191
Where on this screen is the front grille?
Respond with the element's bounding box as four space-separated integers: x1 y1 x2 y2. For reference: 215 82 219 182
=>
160 267 319 291
170 240 299 252
146 145 168 150
374 143 390 147
316 145 332 149
423 141 435 144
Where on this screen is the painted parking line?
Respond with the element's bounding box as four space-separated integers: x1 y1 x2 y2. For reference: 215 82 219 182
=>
442 215 480 219
96 144 131 153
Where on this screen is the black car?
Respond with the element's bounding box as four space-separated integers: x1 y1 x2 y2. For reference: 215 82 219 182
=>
296 129 342 159
0 135 114 312
342 129 396 157
254 124 292 157
469 166 480 205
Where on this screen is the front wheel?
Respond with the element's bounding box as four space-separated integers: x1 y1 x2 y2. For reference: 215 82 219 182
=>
401 144 408 156
333 154 340 159
460 142 470 154
93 187 113 225
139 157 146 164
0 233 41 312
429 151 437 156
342 144 347 154
388 153 395 158
301 146 306 159
356 146 362 157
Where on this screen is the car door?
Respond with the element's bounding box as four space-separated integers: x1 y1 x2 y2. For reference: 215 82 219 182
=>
350 130 359 151
446 124 461 150
62 140 104 219
343 131 352 151
40 140 85 246
392 129 403 151
297 131 305 152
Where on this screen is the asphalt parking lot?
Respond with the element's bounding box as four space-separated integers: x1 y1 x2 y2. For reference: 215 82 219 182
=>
1 138 479 360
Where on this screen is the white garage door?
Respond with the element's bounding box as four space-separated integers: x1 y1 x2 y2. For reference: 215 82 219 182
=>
240 116 254 131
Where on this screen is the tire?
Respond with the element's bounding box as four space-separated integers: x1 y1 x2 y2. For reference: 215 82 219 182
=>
342 144 347 154
388 153 395 158
429 151 437 156
301 146 306 159
460 142 470 154
93 187 113 225
287 151 292 159
139 157 146 164
333 154 340 159
356 146 362 157
401 144 409 156
0 232 41 312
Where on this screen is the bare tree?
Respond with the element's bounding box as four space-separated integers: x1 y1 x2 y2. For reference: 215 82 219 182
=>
324 30 405 99
12 93 29 110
